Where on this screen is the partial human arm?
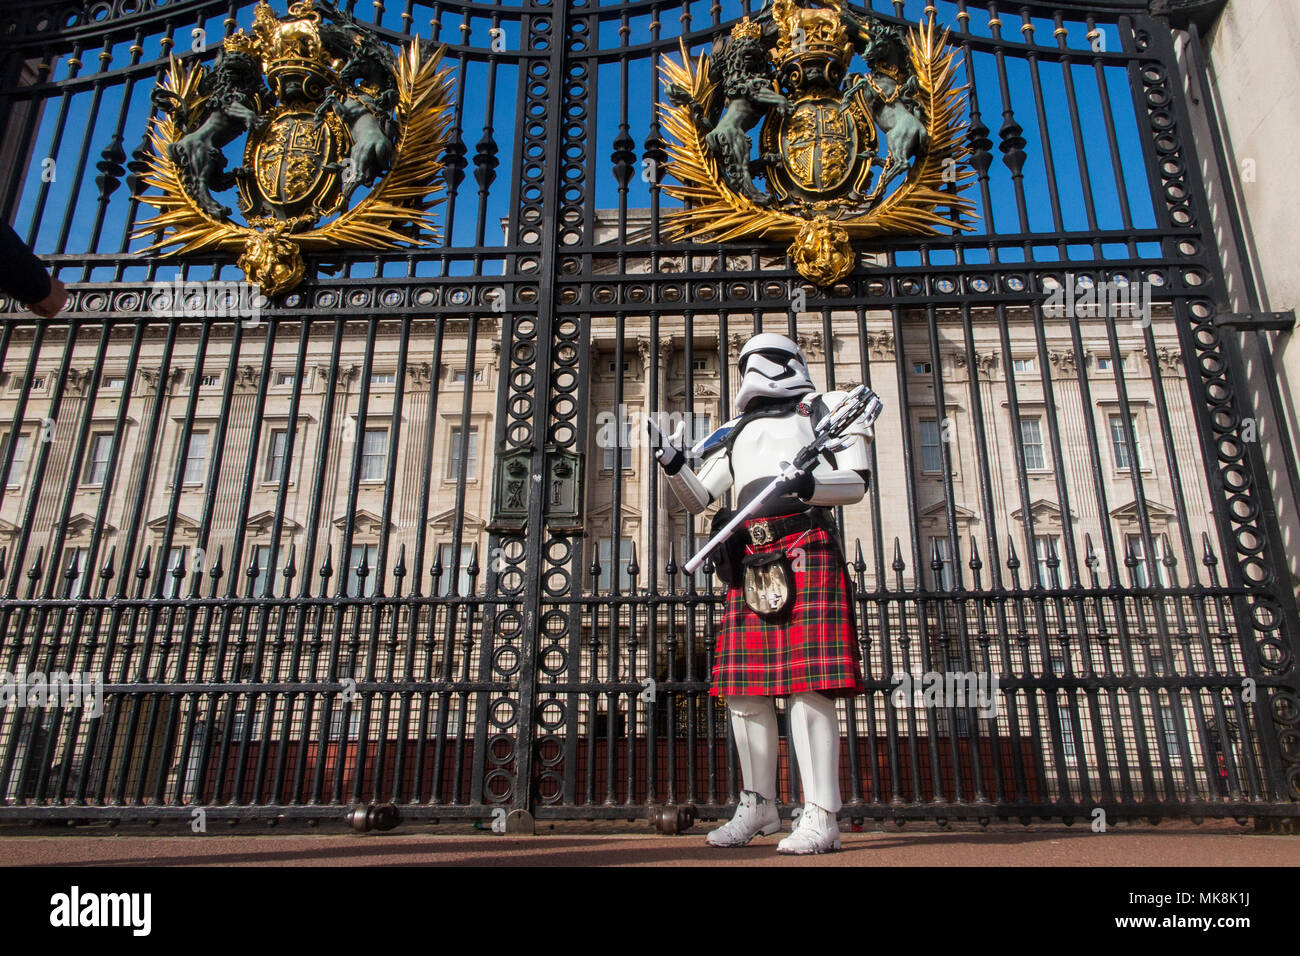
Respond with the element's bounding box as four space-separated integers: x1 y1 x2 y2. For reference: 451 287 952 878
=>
648 416 735 514
0 223 58 311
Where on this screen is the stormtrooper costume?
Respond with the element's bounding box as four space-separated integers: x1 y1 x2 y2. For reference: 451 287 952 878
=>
652 333 873 854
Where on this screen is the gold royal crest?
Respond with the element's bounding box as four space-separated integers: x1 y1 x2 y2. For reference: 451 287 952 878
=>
660 0 977 285
133 1 455 296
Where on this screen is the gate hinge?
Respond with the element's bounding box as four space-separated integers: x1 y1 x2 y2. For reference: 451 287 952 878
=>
1214 310 1296 333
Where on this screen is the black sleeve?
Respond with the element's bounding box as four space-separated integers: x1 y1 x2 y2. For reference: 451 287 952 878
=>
0 223 52 305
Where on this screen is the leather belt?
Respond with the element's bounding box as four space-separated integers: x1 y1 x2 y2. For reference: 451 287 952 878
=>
745 512 815 546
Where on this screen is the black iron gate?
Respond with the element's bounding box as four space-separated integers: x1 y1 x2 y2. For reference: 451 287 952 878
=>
0 0 1296 828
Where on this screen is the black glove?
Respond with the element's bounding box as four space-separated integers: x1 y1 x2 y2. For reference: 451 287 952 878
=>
772 462 815 500
647 418 687 475
654 443 686 475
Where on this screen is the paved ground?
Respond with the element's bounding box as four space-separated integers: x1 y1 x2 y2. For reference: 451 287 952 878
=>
1 820 1295 866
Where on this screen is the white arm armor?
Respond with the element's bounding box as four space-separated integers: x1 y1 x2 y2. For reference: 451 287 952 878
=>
804 390 874 507
664 447 734 514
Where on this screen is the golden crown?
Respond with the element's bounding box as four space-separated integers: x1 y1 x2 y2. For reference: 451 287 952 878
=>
226 0 335 91
770 0 853 70
872 60 904 81
223 33 258 56
730 17 762 42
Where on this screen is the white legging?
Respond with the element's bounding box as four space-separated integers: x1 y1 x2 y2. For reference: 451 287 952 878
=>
726 692 842 813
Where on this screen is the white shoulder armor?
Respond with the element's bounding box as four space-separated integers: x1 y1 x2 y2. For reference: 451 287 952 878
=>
691 415 743 460
819 389 875 438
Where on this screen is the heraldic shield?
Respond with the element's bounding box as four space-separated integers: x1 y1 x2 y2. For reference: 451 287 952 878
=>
245 110 349 217
773 97 865 199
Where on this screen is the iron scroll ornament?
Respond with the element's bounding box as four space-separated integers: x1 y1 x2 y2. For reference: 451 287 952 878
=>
659 0 977 286
133 0 456 296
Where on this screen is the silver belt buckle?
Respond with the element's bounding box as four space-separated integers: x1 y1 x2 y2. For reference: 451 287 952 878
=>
750 520 773 545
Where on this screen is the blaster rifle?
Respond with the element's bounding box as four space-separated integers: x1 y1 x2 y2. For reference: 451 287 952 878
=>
683 383 883 575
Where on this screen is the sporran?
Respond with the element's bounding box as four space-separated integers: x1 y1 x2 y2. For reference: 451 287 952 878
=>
741 550 794 618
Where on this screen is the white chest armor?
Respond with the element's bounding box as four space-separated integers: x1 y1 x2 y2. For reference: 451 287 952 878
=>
675 391 874 516
727 406 825 510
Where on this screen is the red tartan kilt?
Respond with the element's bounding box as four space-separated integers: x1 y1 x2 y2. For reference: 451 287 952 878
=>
710 519 866 699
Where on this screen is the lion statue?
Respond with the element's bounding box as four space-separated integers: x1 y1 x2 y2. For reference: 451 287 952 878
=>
156 49 268 220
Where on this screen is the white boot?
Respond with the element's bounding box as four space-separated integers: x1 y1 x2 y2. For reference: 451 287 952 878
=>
777 803 842 854
706 789 782 847
786 692 844 814
707 696 781 847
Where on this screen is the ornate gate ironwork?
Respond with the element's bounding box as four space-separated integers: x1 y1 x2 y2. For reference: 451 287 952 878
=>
0 0 1296 828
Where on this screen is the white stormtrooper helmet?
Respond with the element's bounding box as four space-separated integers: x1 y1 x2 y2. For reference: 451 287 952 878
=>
734 333 815 412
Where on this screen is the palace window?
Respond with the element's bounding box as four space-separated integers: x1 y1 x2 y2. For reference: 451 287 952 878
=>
361 428 387 480
247 545 271 597
676 535 709 587
919 419 943 473
61 546 88 596
1050 650 1067 677
1109 414 1144 470
595 536 636 591
930 536 955 590
265 428 289 483
1126 534 1168 588
1158 703 1183 766
182 431 208 485
690 412 713 446
328 708 361 740
231 709 264 742
1019 417 1047 470
448 426 480 480
438 543 475 596
165 546 188 598
84 433 113 485
1 431 29 488
602 415 633 471
1034 534 1060 587
1059 704 1077 761
347 544 379 598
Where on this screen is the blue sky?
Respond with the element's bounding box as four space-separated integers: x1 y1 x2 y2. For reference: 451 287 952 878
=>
11 0 1155 277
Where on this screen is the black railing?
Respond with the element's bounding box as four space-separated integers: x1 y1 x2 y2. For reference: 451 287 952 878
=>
0 0 1295 827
